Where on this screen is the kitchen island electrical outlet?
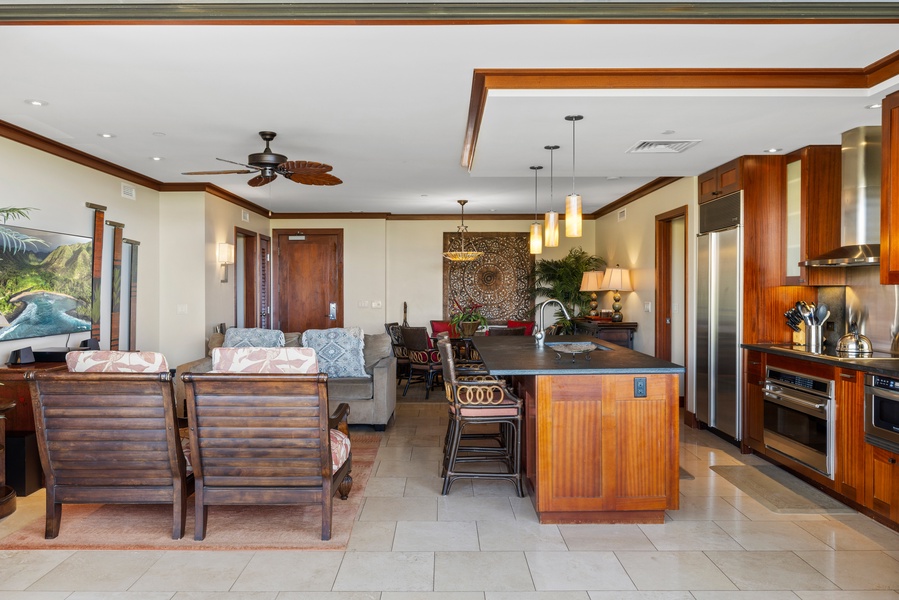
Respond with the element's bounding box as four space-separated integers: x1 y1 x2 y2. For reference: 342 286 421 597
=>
634 377 647 397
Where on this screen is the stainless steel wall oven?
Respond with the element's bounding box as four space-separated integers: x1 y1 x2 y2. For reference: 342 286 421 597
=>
864 374 899 454
763 366 835 479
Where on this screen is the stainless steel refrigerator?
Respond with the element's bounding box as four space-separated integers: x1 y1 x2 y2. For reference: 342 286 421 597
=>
696 191 742 440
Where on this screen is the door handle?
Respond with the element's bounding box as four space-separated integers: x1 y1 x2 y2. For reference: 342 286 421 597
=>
329 302 337 320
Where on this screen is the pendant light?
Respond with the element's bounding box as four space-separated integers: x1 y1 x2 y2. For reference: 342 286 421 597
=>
544 144 560 247
529 165 543 254
443 199 483 262
565 115 583 238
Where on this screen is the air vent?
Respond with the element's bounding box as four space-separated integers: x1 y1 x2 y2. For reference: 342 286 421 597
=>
626 140 701 154
121 182 136 201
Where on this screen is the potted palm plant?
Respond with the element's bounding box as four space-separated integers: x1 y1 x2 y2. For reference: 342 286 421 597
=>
449 299 488 337
534 247 605 333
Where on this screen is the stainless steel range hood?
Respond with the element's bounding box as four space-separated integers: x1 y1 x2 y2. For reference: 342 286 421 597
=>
803 126 881 267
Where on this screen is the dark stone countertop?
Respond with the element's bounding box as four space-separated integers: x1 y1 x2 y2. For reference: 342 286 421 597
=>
472 335 685 376
742 343 899 377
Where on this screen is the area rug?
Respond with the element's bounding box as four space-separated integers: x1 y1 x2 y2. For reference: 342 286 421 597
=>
0 432 382 551
710 465 854 514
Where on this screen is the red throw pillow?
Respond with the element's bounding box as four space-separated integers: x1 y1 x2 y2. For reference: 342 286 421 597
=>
507 320 535 336
430 320 458 344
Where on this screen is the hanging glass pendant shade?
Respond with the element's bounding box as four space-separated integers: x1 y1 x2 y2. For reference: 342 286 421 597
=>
565 115 584 238
529 165 543 255
544 144 560 247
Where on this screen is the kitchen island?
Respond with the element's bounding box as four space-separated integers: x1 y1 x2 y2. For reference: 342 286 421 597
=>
472 335 684 524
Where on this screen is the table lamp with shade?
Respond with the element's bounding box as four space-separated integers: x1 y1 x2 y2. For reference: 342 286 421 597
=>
580 270 604 317
600 265 632 322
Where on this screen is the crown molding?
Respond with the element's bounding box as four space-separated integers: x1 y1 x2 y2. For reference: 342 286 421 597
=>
3 3 899 25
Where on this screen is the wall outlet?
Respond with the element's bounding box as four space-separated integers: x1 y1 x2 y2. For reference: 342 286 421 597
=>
372 300 383 309
644 301 652 312
358 300 370 308
176 303 188 315
634 377 647 398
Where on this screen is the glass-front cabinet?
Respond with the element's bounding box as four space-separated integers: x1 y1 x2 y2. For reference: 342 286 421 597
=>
782 145 844 287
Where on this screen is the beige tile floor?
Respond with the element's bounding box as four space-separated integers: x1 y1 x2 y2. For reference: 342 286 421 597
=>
2 395 899 599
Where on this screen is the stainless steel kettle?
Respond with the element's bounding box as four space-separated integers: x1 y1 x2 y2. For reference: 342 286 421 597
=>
837 323 873 356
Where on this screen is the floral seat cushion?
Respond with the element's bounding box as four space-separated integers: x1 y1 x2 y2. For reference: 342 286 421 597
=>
330 429 351 471
66 350 169 373
211 346 318 373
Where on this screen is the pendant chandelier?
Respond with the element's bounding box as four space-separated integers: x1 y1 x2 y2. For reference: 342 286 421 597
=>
565 115 583 238
529 165 543 254
443 199 483 262
544 144 560 247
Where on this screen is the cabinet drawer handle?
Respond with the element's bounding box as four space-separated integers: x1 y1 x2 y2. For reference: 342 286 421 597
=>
840 373 854 379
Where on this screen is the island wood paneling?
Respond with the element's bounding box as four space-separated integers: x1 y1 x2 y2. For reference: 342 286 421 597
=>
525 372 678 523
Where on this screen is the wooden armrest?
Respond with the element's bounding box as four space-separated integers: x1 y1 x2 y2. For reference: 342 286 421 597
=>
329 402 350 436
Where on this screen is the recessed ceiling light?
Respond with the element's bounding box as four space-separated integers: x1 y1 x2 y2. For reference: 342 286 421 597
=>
866 103 882 109
150 156 164 161
98 133 116 139
661 130 676 135
606 176 621 180
24 99 48 107
764 148 782 153
152 132 166 137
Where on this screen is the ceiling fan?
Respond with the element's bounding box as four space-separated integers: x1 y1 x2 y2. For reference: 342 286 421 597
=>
182 131 342 188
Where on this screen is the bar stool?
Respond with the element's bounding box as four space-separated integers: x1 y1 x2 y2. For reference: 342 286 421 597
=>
436 338 524 496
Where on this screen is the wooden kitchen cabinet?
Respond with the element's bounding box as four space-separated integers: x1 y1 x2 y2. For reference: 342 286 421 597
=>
743 351 765 453
836 368 866 503
881 91 899 284
783 145 844 287
866 444 899 521
698 158 742 204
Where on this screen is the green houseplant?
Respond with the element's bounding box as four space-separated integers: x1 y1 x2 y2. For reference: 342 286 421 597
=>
534 247 605 332
449 299 488 337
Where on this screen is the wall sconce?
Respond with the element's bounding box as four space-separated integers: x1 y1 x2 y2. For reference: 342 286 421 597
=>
600 264 633 322
218 242 235 283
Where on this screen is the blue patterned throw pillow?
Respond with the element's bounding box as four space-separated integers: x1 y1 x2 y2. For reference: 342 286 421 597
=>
223 328 286 348
301 327 366 378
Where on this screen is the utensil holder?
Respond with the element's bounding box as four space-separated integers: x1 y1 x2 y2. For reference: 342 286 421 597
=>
806 324 824 354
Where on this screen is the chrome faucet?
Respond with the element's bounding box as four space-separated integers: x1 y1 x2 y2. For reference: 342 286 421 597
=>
534 299 571 348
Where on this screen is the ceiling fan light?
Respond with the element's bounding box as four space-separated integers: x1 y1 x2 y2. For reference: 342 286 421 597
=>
566 193 582 238
544 210 559 247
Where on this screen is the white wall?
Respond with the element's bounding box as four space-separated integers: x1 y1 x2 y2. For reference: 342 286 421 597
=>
593 178 697 360
0 136 163 363
158 191 205 367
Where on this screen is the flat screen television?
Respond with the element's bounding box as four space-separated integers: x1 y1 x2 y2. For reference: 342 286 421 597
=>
0 224 92 342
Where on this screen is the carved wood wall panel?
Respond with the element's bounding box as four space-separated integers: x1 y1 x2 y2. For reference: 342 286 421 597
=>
442 232 534 322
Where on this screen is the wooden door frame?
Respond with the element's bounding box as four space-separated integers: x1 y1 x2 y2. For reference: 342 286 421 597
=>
258 233 271 329
235 227 258 328
271 228 344 332
655 205 688 408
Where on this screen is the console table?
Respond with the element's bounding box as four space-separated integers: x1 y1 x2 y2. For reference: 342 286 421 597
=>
573 319 638 349
0 362 66 432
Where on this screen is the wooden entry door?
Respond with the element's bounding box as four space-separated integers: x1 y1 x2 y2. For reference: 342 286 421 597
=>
273 229 343 332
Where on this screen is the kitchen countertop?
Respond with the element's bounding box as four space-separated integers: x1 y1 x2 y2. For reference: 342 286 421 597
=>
473 335 685 376
743 342 899 376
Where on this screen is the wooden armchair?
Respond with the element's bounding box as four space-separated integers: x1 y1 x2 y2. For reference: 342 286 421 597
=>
181 346 353 541
26 351 192 539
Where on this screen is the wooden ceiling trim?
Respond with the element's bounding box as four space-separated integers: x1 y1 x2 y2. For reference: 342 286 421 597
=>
2 3 899 24
0 119 162 190
594 177 682 218
462 63 898 169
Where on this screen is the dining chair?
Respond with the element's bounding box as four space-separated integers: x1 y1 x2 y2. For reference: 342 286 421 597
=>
400 326 443 399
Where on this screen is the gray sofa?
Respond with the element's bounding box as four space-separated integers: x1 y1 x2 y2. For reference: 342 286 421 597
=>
174 329 396 430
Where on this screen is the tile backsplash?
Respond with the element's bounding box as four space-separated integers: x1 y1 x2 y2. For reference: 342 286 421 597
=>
821 265 899 352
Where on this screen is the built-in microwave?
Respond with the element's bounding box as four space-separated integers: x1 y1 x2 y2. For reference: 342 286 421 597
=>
864 374 899 453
